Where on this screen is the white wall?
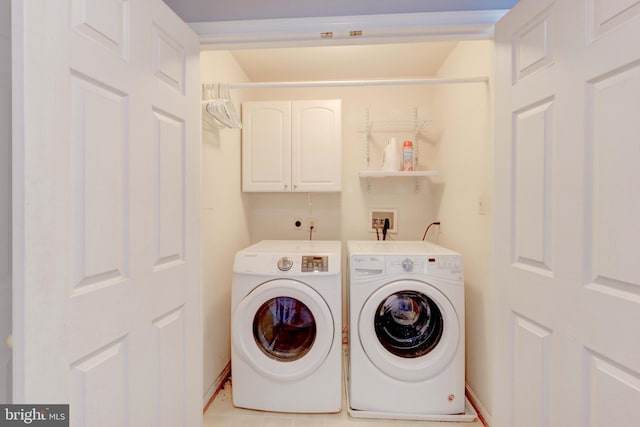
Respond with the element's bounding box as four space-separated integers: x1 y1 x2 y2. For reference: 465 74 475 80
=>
240 85 441 243
200 51 252 404
0 0 12 404
430 40 494 421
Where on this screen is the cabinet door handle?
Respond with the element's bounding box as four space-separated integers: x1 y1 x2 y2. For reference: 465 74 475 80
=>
284 184 288 189
293 184 298 190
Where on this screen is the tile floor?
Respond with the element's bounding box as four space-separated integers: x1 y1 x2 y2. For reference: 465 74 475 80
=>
202 379 485 427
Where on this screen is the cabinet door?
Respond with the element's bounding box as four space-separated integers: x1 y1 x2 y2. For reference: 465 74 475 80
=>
292 100 342 192
242 101 292 191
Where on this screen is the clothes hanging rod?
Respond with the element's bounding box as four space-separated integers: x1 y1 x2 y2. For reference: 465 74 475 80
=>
223 76 488 90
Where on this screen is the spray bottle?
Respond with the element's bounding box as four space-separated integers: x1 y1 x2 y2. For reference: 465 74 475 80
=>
402 140 414 171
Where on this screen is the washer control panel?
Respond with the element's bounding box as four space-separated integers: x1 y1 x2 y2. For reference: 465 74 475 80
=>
301 255 329 272
386 255 463 281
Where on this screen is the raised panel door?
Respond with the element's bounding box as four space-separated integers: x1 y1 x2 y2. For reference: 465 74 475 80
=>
12 1 202 425
241 101 291 191
494 0 640 425
292 100 342 192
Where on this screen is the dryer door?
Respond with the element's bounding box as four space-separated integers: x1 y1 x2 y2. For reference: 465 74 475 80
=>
358 279 460 382
233 279 335 381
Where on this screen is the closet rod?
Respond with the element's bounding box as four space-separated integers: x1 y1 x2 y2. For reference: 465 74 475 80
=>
226 76 488 90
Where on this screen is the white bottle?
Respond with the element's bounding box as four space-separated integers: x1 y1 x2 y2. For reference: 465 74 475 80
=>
382 137 398 172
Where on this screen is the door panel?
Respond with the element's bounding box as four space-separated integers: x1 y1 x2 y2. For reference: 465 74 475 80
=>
13 1 201 425
494 0 640 425
70 337 129 426
512 98 554 275
241 101 292 191
292 100 342 192
152 108 185 269
70 73 129 292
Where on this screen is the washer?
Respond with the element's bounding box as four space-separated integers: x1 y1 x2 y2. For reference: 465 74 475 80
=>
231 240 342 413
347 240 465 416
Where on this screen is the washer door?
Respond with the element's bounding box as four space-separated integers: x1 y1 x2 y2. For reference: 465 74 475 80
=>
358 279 460 382
233 279 334 381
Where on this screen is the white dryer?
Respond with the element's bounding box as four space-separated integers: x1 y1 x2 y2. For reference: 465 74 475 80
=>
231 240 342 413
347 240 465 416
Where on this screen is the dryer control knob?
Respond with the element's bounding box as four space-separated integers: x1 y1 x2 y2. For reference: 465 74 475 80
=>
402 258 414 272
277 257 293 271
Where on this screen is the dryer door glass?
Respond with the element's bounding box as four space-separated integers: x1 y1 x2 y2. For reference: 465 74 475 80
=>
374 291 443 358
253 296 317 361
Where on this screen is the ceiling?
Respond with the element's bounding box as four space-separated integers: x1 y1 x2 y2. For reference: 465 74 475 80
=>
162 0 519 23
229 42 459 82
162 0 520 82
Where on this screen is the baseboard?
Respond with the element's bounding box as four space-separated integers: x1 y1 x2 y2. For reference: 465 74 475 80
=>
465 384 492 427
203 362 231 413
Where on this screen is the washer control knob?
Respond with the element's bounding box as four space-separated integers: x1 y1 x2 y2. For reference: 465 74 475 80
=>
277 257 293 271
402 258 414 272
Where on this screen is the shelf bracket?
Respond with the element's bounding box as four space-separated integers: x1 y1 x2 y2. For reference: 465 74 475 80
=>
413 107 420 167
364 107 371 169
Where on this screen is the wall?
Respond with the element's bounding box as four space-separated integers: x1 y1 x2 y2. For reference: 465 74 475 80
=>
430 40 494 421
241 85 441 243
200 51 252 404
0 0 11 404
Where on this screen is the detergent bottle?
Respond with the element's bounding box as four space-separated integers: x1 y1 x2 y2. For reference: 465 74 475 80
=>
402 140 414 171
381 137 399 172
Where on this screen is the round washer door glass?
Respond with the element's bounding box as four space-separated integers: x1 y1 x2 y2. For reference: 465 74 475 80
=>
374 291 442 358
253 296 316 361
359 279 460 382
232 279 335 381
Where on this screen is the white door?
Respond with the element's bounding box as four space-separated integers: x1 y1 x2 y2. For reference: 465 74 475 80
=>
241 101 292 192
494 0 640 426
292 100 342 192
12 1 202 426
0 0 11 405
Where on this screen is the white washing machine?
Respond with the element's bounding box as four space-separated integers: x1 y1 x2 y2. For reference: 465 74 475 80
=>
347 240 465 416
231 240 342 413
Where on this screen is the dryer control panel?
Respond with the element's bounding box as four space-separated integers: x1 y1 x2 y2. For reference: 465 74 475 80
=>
233 240 341 276
301 255 329 272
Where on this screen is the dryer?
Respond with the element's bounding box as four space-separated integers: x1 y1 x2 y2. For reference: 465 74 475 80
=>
231 240 342 413
347 240 465 416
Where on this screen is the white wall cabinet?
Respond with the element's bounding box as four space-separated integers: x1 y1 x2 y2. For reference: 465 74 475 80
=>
242 100 342 192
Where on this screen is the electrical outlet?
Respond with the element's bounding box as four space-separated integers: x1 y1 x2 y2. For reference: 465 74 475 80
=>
478 194 487 215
